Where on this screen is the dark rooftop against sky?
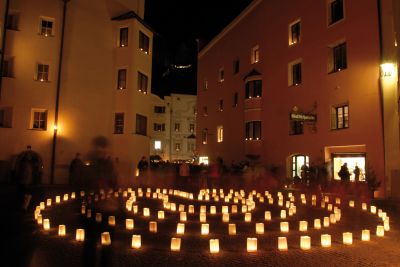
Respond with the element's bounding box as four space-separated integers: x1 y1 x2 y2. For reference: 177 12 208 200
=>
144 0 253 97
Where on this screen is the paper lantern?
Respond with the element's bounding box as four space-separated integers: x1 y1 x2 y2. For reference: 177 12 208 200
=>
200 212 207 222
170 203 176 211
244 212 252 222
149 221 157 233
314 219 321 229
288 208 293 217
201 223 209 235
280 210 286 219
80 191 85 197
376 225 384 237
209 239 219 254
384 218 390 231
222 206 229 214
171 237 181 252
321 234 331 247
268 198 274 205
370 206 377 214
323 217 330 227
231 205 238 213
95 213 102 223
312 200 317 206
143 208 150 217
46 198 52 207
210 206 216 214
329 214 336 224
179 204 185 212
108 216 116 226
343 232 353 245
300 236 311 250
189 205 195 214
256 223 264 234
321 202 325 208
55 195 61 203
286 201 291 208
247 238 257 252
200 205 206 213
349 200 355 207
362 229 370 241
381 212 387 221
133 205 138 214
158 210 165 220
229 223 236 235
81 205 86 215
180 212 187 222
126 219 134 230
222 213 230 222
327 204 332 211
86 209 92 218
242 205 248 213
39 202 45 211
278 237 288 251
58 225 66 236
280 222 289 233
264 211 271 221
76 229 85 241
362 203 367 211
43 219 50 230
37 214 43 225
63 194 69 201
335 198 341 205
101 232 111 246
131 235 141 248
278 199 283 206
176 223 185 235
299 221 308 232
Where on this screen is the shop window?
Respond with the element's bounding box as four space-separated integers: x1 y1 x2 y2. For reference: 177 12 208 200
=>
332 153 366 181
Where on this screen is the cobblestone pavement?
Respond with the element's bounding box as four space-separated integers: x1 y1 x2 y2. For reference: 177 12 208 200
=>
4 178 400 267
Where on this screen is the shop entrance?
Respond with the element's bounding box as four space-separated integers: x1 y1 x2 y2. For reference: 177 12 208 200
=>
332 153 366 181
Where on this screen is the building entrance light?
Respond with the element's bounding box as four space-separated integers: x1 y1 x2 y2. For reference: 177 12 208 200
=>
380 63 396 77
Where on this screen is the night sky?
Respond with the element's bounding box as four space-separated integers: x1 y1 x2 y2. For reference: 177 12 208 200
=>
144 0 253 98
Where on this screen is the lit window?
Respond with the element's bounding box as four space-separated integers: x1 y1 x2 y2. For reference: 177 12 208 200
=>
6 13 19 30
289 20 301 45
330 42 347 73
288 60 302 86
328 0 344 25
138 72 148 93
117 69 127 89
331 104 349 130
291 154 309 178
114 113 124 134
233 59 240 74
251 45 259 64
40 18 54 36
217 125 223 143
202 129 208 144
218 68 224 82
135 114 147 136
333 153 366 181
189 123 195 132
119 27 128 47
0 107 12 128
174 123 180 132
219 99 224 111
199 156 209 165
139 31 150 54
245 80 262 99
154 140 161 150
245 121 261 140
31 109 47 130
175 143 181 151
36 64 49 82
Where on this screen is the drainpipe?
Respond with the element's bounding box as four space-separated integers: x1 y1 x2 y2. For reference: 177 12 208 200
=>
0 0 10 100
50 0 69 184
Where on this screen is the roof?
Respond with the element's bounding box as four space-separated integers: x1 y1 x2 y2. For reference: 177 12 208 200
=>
112 11 157 35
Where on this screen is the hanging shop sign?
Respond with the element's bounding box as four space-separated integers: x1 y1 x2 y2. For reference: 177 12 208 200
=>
290 113 317 122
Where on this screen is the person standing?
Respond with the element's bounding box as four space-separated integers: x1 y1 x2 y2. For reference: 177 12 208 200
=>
69 153 83 187
353 165 361 182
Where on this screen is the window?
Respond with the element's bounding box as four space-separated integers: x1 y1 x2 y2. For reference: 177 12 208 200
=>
289 61 302 86
251 45 259 64
40 18 54 36
189 123 195 132
139 31 150 54
6 13 19 30
154 140 161 150
331 104 349 129
330 42 347 72
292 154 309 178
36 64 49 82
203 106 208 116
233 59 240 74
202 129 208 144
154 106 166 113
218 68 224 82
117 69 127 89
203 79 208 90
174 123 180 132
31 109 47 130
2 57 14 77
193 107 197 115
135 114 147 135
138 72 148 93
175 143 181 151
119 27 128 47
217 125 223 143
114 113 124 134
153 123 165 132
188 143 195 152
329 0 344 25
0 107 12 128
290 120 303 135
245 121 261 140
245 80 262 99
233 92 238 107
219 99 224 111
289 20 301 45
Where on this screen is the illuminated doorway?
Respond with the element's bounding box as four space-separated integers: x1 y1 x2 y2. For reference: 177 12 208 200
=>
332 153 366 181
291 154 309 178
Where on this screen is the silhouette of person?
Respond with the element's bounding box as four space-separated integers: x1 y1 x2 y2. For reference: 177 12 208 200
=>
69 153 83 187
353 165 361 182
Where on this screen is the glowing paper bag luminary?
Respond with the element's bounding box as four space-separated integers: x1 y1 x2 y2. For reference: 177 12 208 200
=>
278 236 288 251
180 212 187 222
280 221 289 233
108 216 116 226
176 223 185 235
256 223 264 234
300 236 311 250
280 210 286 219
58 225 66 236
299 221 308 232
131 235 141 248
43 219 50 230
361 229 370 241
200 212 207 222
349 200 355 207
95 213 102 223
143 208 150 217
314 219 321 229
343 232 353 245
247 238 257 252
188 205 195 214
376 225 384 237
323 217 330 227
265 211 272 221
171 237 181 252
244 212 252 222
320 234 331 247
76 229 85 241
222 213 230 223
101 232 111 245
149 221 157 233
201 224 209 235
210 206 216 214
228 223 236 235
158 210 165 220
126 219 134 230
209 239 219 254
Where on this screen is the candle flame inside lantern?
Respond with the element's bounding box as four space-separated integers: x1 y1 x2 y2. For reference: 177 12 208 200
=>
132 235 141 248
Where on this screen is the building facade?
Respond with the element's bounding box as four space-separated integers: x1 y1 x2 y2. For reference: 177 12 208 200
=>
0 0 153 186
197 0 400 198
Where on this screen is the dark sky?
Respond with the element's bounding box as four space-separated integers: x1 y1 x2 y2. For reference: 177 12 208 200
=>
144 0 253 98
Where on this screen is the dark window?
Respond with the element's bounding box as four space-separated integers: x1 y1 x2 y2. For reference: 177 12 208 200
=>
174 123 180 131
153 123 165 131
139 31 150 53
219 69 224 82
136 114 147 135
290 120 303 135
330 0 344 25
333 43 347 72
32 110 47 130
203 79 208 90
245 121 261 140
202 129 208 144
245 80 262 99
119 27 128 47
40 19 53 36
331 105 349 129
0 109 4 127
117 69 127 89
6 13 19 30
154 106 166 113
0 107 12 128
233 92 238 107
138 72 148 93
2 58 13 77
219 99 223 111
37 64 49 81
189 123 195 132
114 113 124 134
290 21 301 45
292 62 302 85
175 143 181 151
233 59 240 74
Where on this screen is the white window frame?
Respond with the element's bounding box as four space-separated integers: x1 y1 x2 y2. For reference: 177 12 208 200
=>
31 109 47 130
217 125 223 143
288 19 301 46
251 45 260 64
35 63 50 82
288 58 302 86
39 17 55 36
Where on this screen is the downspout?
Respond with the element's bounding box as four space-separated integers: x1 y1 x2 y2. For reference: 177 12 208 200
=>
50 0 69 184
0 0 10 100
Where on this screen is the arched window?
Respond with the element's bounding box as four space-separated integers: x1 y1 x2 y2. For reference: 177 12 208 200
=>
291 154 309 178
